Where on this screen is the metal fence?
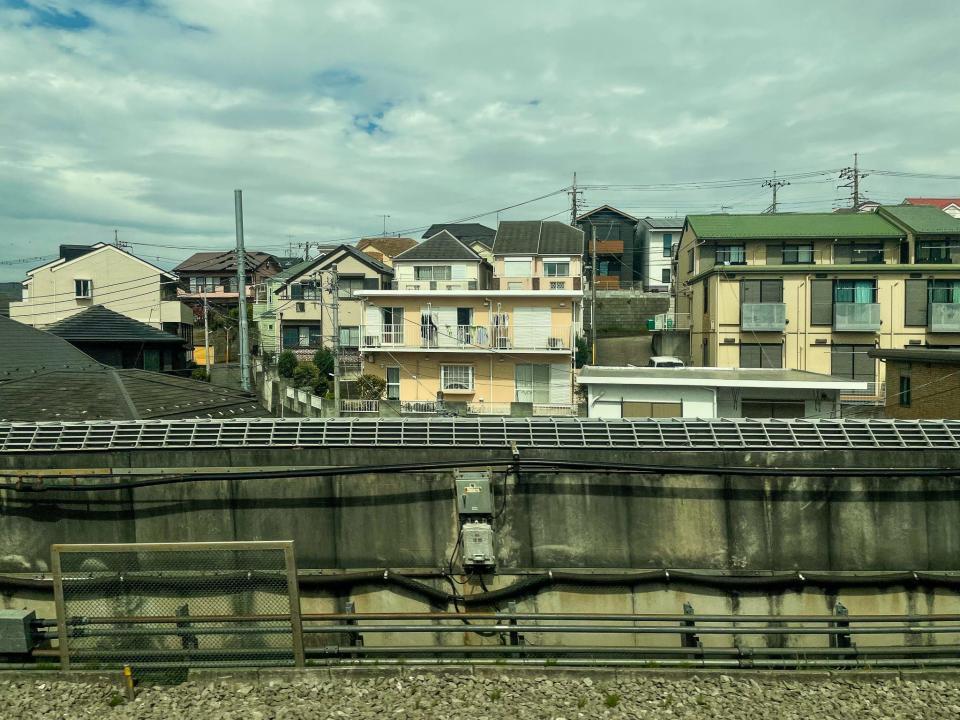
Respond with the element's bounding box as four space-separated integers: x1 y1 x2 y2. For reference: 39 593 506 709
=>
51 541 303 678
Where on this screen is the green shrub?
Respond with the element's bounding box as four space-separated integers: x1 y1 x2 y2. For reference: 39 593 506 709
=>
313 348 335 377
190 368 209 382
292 361 320 389
356 373 386 400
277 350 297 378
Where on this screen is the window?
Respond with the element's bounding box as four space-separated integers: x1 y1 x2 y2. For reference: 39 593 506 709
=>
622 401 682 418
917 240 954 263
835 280 877 304
831 344 875 385
382 307 404 343
339 326 360 348
715 245 746 265
338 276 364 298
414 266 452 281
898 375 911 407
441 364 474 391
662 233 673 257
783 244 814 264
515 364 550 403
74 279 92 298
661 268 671 284
282 325 321 348
220 276 234 292
929 280 960 304
741 401 805 418
543 261 569 277
687 249 695 273
741 279 783 303
550 281 565 290
386 367 401 400
503 259 532 277
189 276 216 293
838 242 884 264
739 343 783 368
703 278 709 314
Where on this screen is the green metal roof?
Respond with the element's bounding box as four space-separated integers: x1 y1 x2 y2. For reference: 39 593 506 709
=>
270 257 314 284
878 205 960 235
686 213 904 240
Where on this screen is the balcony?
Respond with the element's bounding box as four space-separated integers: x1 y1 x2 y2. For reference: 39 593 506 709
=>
741 303 786 332
929 302 960 333
833 303 881 332
390 280 478 291
341 399 379 414
360 324 575 351
840 382 885 405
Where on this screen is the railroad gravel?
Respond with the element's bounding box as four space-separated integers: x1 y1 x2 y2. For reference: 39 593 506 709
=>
2 671 960 718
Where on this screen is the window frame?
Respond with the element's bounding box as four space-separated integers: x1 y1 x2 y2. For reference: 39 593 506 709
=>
739 343 783 369
917 239 953 264
386 366 401 400
440 364 475 391
898 375 911 407
337 276 365 298
782 243 814 265
414 265 453 282
849 242 885 264
74 278 92 299
543 261 570 277
715 244 746 265
661 268 671 284
503 259 533 278
662 234 673 258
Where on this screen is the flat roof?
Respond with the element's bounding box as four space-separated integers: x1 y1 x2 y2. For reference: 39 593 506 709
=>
356 290 583 298
577 365 868 390
869 348 960 365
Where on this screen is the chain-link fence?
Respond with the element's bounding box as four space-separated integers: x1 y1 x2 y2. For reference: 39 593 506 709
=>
51 541 303 680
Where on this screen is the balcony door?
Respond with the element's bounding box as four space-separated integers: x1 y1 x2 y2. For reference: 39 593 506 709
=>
514 307 551 349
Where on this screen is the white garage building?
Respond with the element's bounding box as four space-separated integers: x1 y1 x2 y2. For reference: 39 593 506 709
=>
578 366 867 419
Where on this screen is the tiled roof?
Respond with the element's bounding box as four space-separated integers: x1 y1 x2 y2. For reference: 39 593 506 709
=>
117 370 268 419
357 237 419 257
642 217 685 230
393 231 480 261
174 250 278 273
275 245 394 289
878 205 960 234
422 223 496 248
904 198 960 210
493 221 584 255
0 316 102 382
686 213 904 240
575 205 638 223
46 305 185 344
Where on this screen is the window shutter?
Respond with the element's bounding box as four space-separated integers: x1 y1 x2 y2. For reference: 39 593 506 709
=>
833 243 852 264
853 345 875 383
810 280 833 325
766 244 782 265
739 344 760 368
549 363 569 403
761 280 783 303
904 279 928 326
363 277 379 290
761 344 783 368
741 280 760 304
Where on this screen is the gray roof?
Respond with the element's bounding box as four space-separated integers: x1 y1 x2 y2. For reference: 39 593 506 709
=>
642 217 685 230
46 306 185 344
174 250 278 273
393 230 481 261
869 348 960 365
0 316 103 382
274 245 394 290
493 221 584 255
422 223 495 248
577 365 865 388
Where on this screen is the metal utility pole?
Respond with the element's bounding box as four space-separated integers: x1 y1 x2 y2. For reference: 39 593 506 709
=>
838 153 868 210
329 265 341 416
762 171 790 214
590 223 597 364
202 291 211 378
234 189 252 392
568 171 583 225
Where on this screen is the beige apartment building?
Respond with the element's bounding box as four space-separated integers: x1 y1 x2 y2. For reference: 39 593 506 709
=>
356 224 583 413
10 243 193 341
673 207 960 403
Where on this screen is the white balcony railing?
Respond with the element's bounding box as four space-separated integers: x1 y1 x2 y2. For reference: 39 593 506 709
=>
929 302 960 332
466 401 512 416
650 313 690 331
740 303 786 331
362 324 405 347
359 324 575 351
340 399 379 414
834 303 881 332
400 400 439 414
532 403 579 416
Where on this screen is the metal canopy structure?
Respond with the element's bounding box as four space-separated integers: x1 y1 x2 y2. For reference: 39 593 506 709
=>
1 418 959 453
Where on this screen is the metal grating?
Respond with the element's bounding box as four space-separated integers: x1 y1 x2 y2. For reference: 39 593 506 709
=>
2 418 960 453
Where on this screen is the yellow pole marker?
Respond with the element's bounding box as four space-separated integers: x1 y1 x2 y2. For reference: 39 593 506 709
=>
123 665 135 701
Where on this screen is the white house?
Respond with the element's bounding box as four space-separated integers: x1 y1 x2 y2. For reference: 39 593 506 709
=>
639 217 684 291
578 366 868 419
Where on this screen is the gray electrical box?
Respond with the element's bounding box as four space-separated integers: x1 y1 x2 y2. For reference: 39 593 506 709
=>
456 473 493 515
461 521 496 567
0 610 35 654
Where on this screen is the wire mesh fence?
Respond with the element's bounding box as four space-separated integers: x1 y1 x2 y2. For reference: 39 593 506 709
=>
51 541 303 681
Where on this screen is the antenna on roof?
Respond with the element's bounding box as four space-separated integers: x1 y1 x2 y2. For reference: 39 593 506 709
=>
113 229 129 251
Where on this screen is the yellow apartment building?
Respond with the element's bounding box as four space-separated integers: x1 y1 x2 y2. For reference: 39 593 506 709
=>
673 207 960 404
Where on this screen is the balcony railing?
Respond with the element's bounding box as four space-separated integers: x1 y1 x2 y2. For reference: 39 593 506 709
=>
400 400 439 414
532 403 579 416
650 313 691 331
741 303 786 331
360 324 575 351
929 302 960 332
466 401 512 416
340 399 379 414
840 382 885 405
834 303 881 332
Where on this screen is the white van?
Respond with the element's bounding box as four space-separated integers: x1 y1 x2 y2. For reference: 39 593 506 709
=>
647 356 686 368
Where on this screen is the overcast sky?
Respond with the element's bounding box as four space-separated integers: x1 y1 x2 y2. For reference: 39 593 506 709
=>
1 0 959 280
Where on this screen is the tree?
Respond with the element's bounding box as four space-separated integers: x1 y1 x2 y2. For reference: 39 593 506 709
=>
575 335 590 368
313 348 334 377
191 368 209 382
292 361 320 389
356 373 386 400
277 350 297 378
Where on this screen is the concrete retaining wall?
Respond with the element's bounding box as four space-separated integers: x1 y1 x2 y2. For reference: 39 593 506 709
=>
588 292 670 336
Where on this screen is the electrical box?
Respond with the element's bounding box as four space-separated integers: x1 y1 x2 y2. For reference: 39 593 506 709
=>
461 521 496 568
456 474 493 516
0 610 35 654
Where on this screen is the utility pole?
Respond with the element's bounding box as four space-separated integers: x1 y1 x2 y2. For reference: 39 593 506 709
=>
329 265 341 416
838 153 868 210
202 291 211 378
234 189 252 392
568 172 584 225
590 223 597 364
762 171 790 214
379 215 391 236
113 229 129 250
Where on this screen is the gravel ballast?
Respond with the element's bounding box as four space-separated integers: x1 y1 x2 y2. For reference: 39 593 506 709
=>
2 670 960 718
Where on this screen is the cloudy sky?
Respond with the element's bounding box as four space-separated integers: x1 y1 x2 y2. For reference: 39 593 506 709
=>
1 0 959 279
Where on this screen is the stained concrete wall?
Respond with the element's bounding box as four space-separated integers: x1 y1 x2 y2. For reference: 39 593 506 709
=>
588 291 670 336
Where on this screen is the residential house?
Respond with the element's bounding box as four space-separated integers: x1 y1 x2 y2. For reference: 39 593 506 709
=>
0 281 22 317
868 348 960 419
355 229 582 414
490 220 584 292
175 250 283 310
357 236 419 267
422 223 496 262
575 205 640 289
9 243 193 343
671 210 960 407
0 315 266 420
638 217 683 291
45 305 188 371
262 245 393 371
578 366 866 419
904 198 960 220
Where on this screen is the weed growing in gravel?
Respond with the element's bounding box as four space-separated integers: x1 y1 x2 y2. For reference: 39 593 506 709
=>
107 693 124 708
489 689 502 701
604 693 620 708
577 696 587 709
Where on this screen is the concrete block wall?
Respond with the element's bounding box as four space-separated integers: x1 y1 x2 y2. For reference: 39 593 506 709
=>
587 291 671 336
